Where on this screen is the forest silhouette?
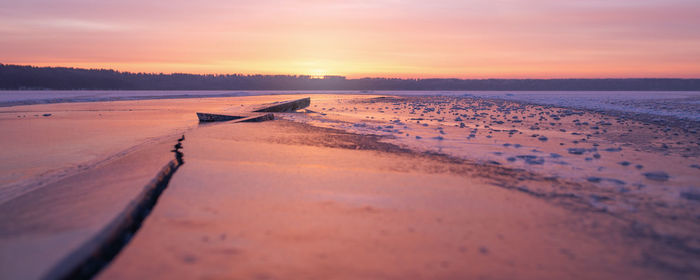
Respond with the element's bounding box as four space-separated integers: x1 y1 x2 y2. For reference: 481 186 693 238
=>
2 64 699 91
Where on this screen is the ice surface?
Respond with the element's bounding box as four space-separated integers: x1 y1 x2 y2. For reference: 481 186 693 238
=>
1 92 698 279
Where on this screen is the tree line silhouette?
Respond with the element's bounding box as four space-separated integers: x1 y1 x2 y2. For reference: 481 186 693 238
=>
2 64 699 91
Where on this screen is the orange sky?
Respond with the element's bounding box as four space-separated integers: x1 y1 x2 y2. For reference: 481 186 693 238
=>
1 0 700 78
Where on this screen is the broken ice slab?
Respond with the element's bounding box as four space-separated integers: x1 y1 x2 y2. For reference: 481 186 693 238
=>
197 97 308 122
196 112 274 123
253 97 311 112
196 112 246 122
236 113 275 122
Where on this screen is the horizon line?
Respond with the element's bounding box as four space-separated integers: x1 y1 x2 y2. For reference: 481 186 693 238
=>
3 63 700 80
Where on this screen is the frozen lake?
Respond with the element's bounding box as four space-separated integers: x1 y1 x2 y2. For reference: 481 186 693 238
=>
1 90 699 120
0 93 698 279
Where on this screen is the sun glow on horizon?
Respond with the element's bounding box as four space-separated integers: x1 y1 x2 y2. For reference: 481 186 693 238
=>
307 68 327 79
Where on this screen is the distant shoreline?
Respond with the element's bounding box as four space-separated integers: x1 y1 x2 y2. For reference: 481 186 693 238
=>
2 64 700 91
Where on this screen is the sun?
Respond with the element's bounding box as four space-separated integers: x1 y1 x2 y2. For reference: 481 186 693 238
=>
309 69 327 79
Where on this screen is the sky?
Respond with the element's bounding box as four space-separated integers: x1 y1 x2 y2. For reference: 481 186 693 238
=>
1 0 700 78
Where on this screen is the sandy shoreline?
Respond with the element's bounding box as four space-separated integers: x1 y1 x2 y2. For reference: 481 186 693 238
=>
0 94 698 279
